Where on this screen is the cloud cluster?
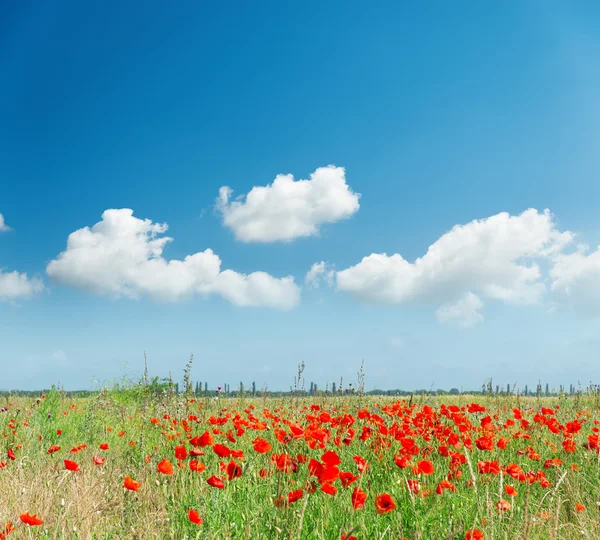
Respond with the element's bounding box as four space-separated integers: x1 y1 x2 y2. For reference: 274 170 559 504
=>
5 163 600 324
333 208 587 326
217 165 360 242
46 209 299 310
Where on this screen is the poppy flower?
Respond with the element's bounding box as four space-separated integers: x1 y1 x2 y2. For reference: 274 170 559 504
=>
197 431 214 447
375 493 396 514
47 445 61 454
226 460 242 481
7 449 15 461
321 482 337 496
187 509 203 525
475 437 494 451
436 480 456 495
339 471 358 488
19 513 43 526
124 476 141 491
252 437 271 453
99 443 109 451
394 455 411 469
64 459 80 472
576 503 586 512
92 456 105 466
190 459 205 472
157 458 174 475
464 530 484 540
288 489 304 504
417 460 434 475
351 487 367 509
504 485 517 497
174 446 187 460
321 450 341 467
207 475 225 489
353 455 368 473
212 444 231 458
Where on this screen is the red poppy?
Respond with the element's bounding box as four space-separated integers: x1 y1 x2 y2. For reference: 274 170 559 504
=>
174 445 187 460
124 476 141 491
190 459 205 472
288 489 304 503
188 509 203 525
157 458 174 475
99 443 109 450
475 437 494 451
197 431 214 447
47 445 61 454
504 485 517 496
576 503 586 512
212 444 231 458
351 487 367 509
417 460 434 475
226 460 242 481
321 450 341 467
464 530 484 540
394 455 411 469
436 480 456 495
19 513 43 526
375 493 396 514
321 482 337 495
352 455 368 473
252 437 272 453
7 449 15 461
92 456 105 466
207 475 225 489
339 471 358 488
64 459 80 472
1 521 15 538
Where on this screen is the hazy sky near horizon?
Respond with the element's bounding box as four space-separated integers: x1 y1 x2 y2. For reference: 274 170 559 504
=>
2 2 600 391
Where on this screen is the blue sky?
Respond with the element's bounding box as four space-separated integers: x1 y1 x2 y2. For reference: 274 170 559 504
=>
2 2 600 391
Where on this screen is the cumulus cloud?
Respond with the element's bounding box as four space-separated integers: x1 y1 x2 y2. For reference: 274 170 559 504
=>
0 270 44 301
436 292 484 328
305 261 335 288
0 213 11 232
336 209 574 325
46 209 300 310
217 165 360 242
550 244 600 316
0 211 44 301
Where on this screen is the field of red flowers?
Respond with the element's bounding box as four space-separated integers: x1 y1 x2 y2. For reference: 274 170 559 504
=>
1 389 598 539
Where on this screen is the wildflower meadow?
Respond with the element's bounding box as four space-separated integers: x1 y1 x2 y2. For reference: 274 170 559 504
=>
1 374 599 539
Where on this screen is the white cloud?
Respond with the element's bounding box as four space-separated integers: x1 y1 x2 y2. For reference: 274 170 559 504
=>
336 209 573 324
217 165 360 242
0 270 44 301
46 209 300 310
305 261 335 288
0 212 44 301
436 292 484 328
0 213 11 232
550 244 600 316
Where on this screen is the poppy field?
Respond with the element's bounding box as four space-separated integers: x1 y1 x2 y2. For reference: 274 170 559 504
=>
1 388 599 539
